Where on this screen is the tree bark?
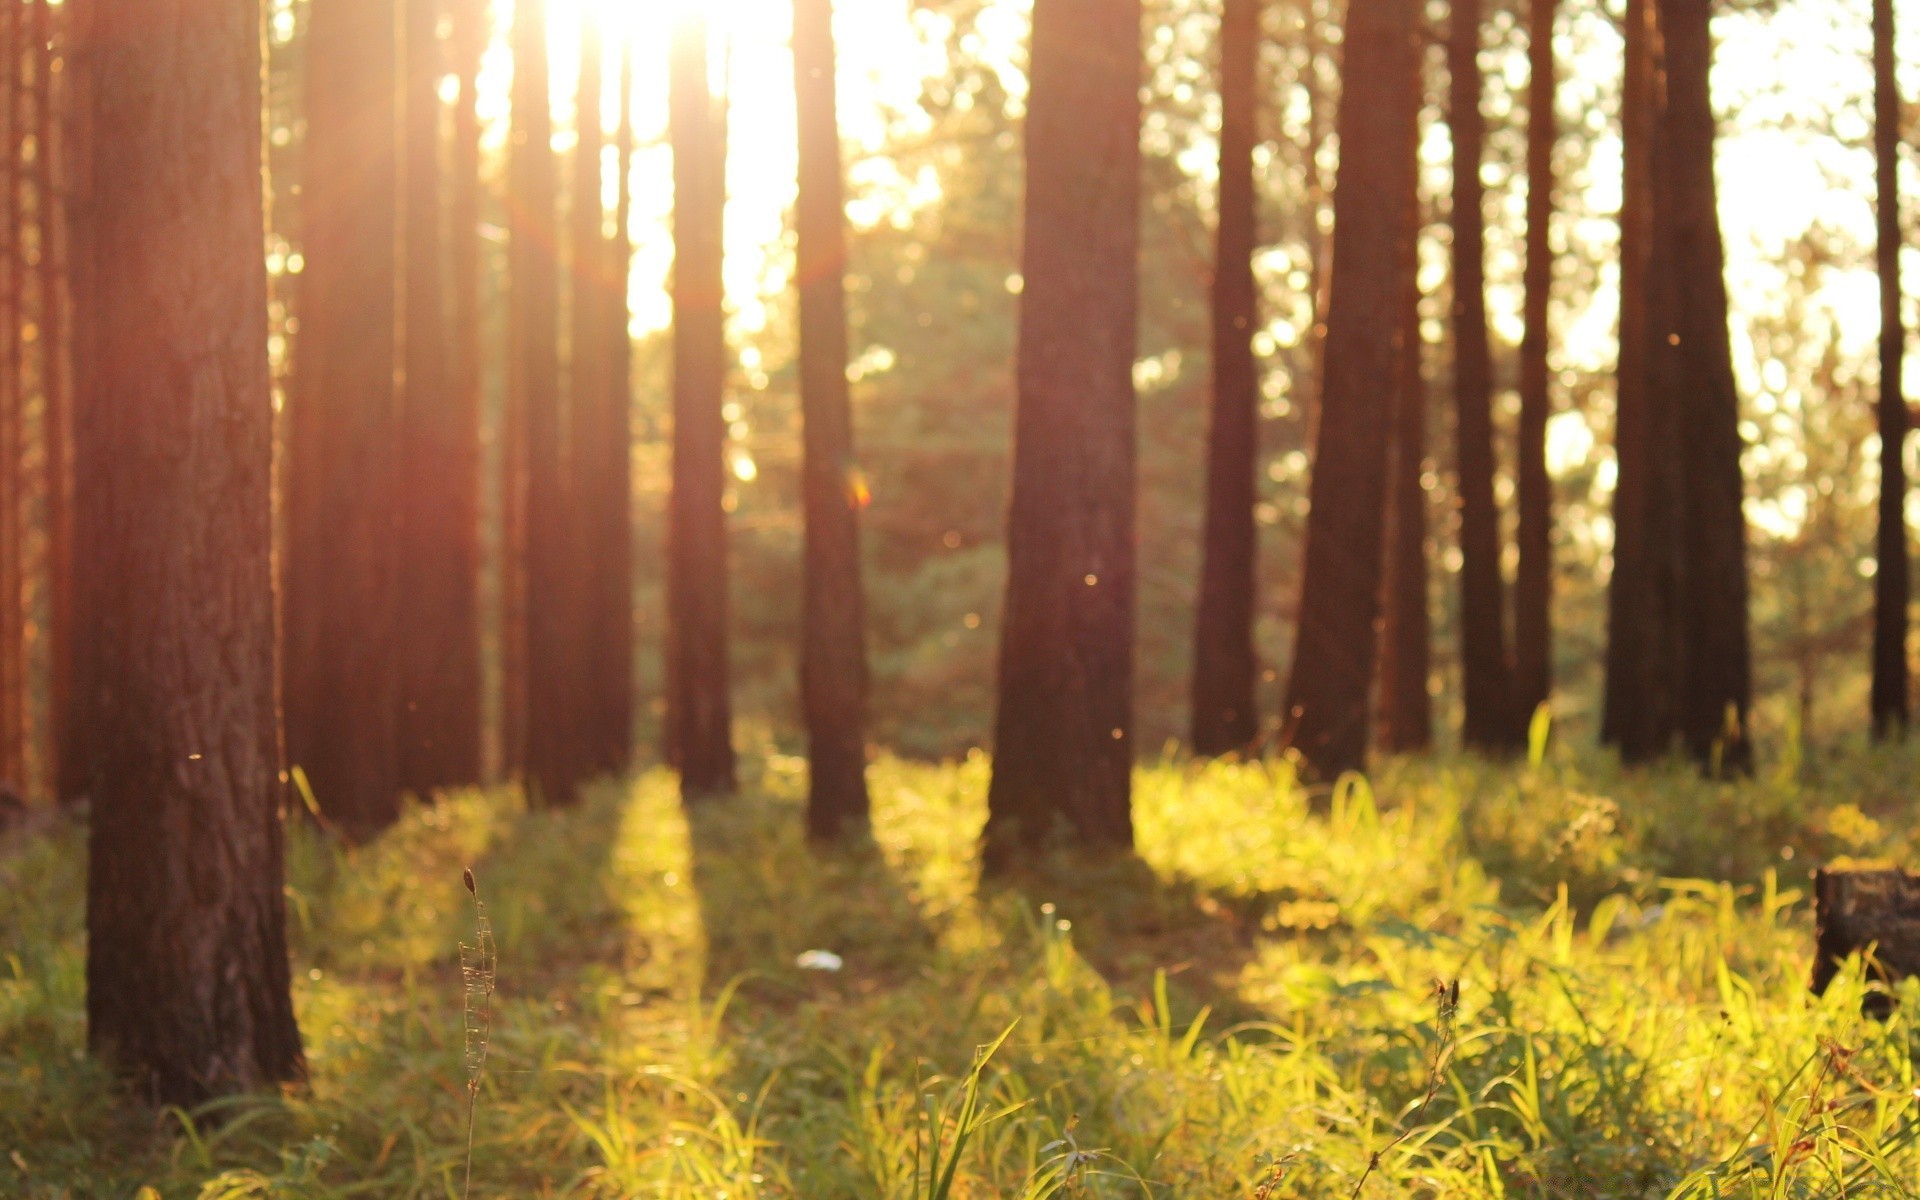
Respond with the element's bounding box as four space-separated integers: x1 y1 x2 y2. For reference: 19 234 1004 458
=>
43 0 75 805
287 0 403 836
78 0 304 1104
1191 0 1262 758
668 12 736 797
1871 0 1910 738
1513 0 1556 728
794 0 872 838
1280 0 1419 781
398 0 482 793
0 0 23 795
984 0 1141 864
448 0 488 779
55 0 90 806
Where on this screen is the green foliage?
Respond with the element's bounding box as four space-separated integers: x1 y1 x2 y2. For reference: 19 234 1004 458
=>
5 747 1920 1196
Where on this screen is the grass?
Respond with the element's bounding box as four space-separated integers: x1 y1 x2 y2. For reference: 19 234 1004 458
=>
4 740 1920 1197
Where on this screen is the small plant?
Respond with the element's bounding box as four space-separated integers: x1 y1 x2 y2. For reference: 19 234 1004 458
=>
1350 978 1460 1198
460 866 496 1200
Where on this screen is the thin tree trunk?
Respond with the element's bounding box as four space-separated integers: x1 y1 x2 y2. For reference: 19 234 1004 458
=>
1191 0 1262 758
0 0 22 796
448 0 487 779
1871 0 1910 737
984 0 1141 864
794 0 872 837
54 0 89 806
668 13 736 797
79 0 304 1104
1281 0 1419 781
286 0 403 836
1513 0 1556 728
41 0 73 804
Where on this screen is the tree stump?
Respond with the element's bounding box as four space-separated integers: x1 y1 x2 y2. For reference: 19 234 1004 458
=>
1811 867 1920 1009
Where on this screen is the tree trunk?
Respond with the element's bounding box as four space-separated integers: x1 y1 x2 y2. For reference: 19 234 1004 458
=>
55 0 90 806
1871 0 1910 738
287 0 403 837
43 0 75 804
448 0 488 779
0 0 22 796
78 0 304 1104
1378 35 1432 756
794 0 872 838
668 12 736 797
1280 0 1419 781
1513 0 1556 728
984 0 1141 864
1448 0 1514 753
1191 0 1262 758
398 0 482 793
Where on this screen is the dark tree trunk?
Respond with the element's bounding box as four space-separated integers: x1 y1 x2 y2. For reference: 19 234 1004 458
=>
1448 0 1514 753
1513 0 1556 728
448 0 487 777
78 0 304 1104
984 0 1140 864
398 0 482 793
1871 0 1910 738
0 0 22 795
794 0 872 838
1280 0 1419 781
287 0 403 837
668 12 736 797
1378 39 1432 756
1191 0 1262 758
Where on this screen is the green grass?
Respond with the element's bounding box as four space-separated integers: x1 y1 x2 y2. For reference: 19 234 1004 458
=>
5 742 1920 1197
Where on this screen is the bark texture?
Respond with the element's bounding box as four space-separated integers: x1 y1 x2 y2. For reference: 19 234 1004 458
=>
1191 0 1262 758
1871 0 1910 738
1513 0 1557 727
794 0 872 838
1280 0 1418 780
79 0 304 1103
984 0 1141 863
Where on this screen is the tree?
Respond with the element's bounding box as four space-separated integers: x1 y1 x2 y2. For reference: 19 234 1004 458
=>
1448 0 1514 752
450 0 488 778
1191 0 1262 758
0 0 23 796
1871 0 1909 737
398 0 482 792
1513 0 1557 727
78 0 304 1104
286 0 403 836
794 0 873 837
668 11 737 797
1280 0 1419 780
983 0 1141 862
45 0 76 805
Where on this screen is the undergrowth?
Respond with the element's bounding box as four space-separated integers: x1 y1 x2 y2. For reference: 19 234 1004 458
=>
3 743 1919 1197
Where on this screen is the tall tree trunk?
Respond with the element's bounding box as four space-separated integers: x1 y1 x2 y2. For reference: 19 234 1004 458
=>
1281 0 1419 780
794 0 872 838
448 0 487 778
55 0 89 805
1513 0 1556 728
1378 35 1432 755
1191 0 1262 758
398 0 481 793
0 0 22 796
668 13 736 797
42 0 73 804
1871 0 1910 737
78 0 304 1104
1448 0 1513 752
984 0 1141 864
287 0 403 836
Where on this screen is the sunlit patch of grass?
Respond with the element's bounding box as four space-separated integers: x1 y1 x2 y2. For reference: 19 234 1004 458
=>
2 742 1919 1196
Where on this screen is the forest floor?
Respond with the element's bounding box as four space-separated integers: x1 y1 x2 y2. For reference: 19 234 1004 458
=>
5 741 1920 1198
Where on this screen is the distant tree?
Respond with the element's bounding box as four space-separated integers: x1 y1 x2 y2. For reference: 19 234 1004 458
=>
0 0 23 796
398 0 482 792
287 0 403 836
1281 0 1419 780
78 0 304 1103
668 12 737 797
1870 0 1909 737
984 0 1141 862
1191 0 1262 758
1513 0 1557 727
449 0 488 776
793 0 872 837
44 0 76 805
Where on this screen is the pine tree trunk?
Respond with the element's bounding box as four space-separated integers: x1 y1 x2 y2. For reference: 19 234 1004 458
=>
287 0 403 836
1191 0 1262 758
794 0 872 838
984 0 1141 864
1281 0 1419 781
55 0 90 806
398 0 482 793
1512 0 1556 729
78 0 304 1104
42 0 74 804
448 0 488 779
0 0 23 796
1448 0 1514 753
1871 0 1910 738
668 13 736 797
1378 39 1432 756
